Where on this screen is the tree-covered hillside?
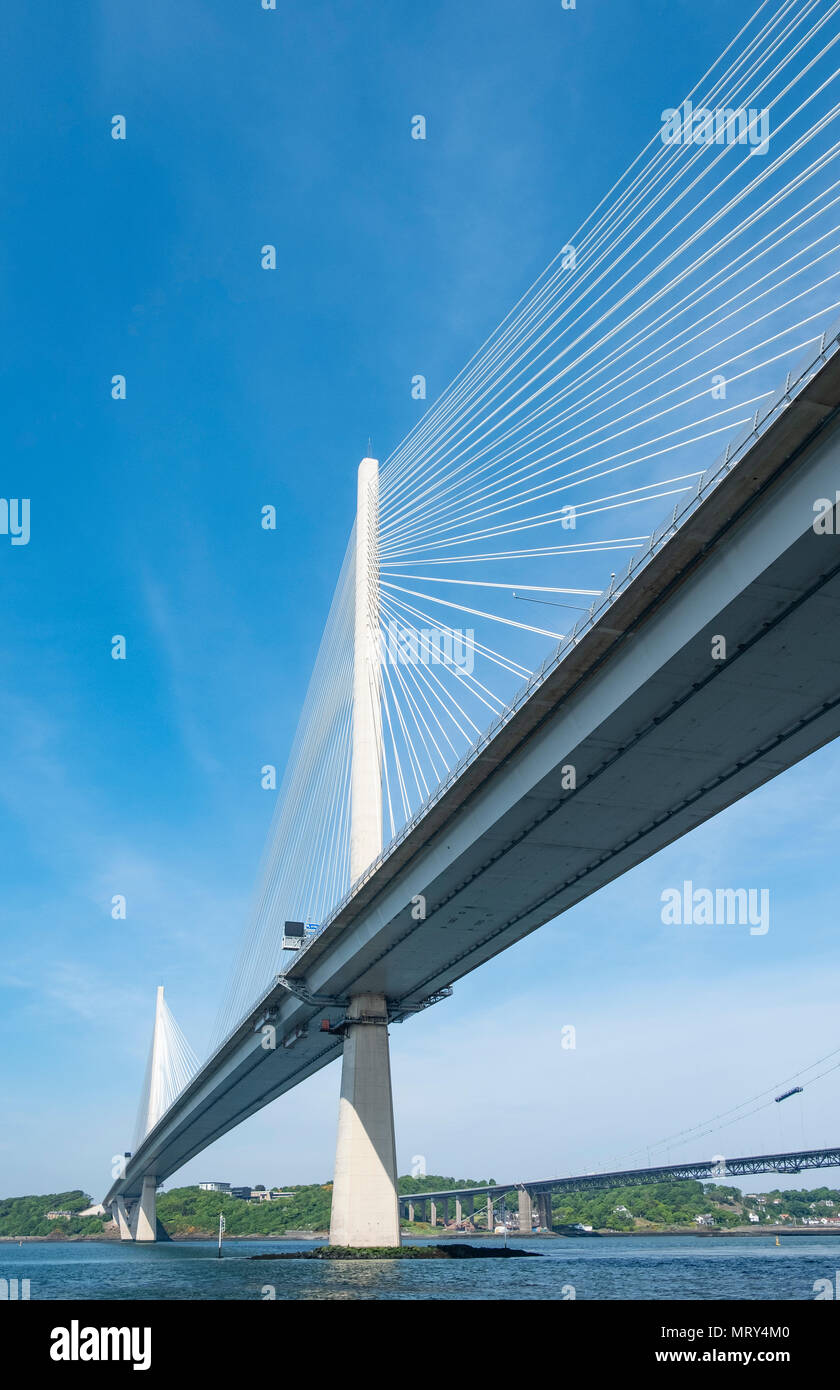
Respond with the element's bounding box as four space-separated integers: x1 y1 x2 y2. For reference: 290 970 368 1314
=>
397 1174 496 1196
3 1179 838 1237
157 1176 494 1236
157 1184 334 1235
0 1191 104 1238
552 1180 739 1229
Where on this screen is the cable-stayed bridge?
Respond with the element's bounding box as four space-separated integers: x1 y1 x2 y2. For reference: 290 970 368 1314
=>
104 1 840 1245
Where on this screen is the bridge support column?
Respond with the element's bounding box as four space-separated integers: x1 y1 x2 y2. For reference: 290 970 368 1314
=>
135 1176 157 1242
537 1191 552 1230
518 1187 533 1234
329 992 400 1248
111 1178 157 1242
408 1201 414 1222
455 1198 462 1225
113 1196 134 1241
487 1196 494 1230
430 1200 437 1227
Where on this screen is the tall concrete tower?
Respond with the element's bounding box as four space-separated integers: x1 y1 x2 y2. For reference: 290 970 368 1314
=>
349 456 383 884
329 457 401 1248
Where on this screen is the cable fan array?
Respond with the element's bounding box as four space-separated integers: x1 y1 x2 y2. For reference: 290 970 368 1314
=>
212 0 840 1049
133 988 199 1151
213 537 356 1043
375 0 840 838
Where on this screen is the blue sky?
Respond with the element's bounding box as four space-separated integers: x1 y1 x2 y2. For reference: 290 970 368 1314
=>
2 0 839 1200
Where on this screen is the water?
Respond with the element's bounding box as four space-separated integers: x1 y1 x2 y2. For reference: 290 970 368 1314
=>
4 1234 839 1300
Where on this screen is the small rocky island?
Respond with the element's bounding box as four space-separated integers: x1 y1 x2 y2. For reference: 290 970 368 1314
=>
250 1244 541 1260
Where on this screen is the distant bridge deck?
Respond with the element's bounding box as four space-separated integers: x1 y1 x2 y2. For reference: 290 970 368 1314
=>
399 1146 840 1206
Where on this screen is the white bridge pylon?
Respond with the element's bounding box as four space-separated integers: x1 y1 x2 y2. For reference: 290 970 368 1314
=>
114 986 198 1241
330 457 401 1249
135 986 199 1148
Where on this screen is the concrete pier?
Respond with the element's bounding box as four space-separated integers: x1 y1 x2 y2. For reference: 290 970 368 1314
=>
518 1186 533 1234
135 1176 157 1242
113 1196 133 1241
112 1176 157 1242
329 992 400 1247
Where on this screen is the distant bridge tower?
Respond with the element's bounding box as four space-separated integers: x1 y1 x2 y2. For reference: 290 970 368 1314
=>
329 457 401 1248
112 985 196 1242
145 984 169 1137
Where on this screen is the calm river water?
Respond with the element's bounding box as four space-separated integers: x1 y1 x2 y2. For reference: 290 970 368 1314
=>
4 1234 839 1301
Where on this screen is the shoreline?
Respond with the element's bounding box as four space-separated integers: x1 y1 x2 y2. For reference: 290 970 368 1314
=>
2 1225 838 1244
